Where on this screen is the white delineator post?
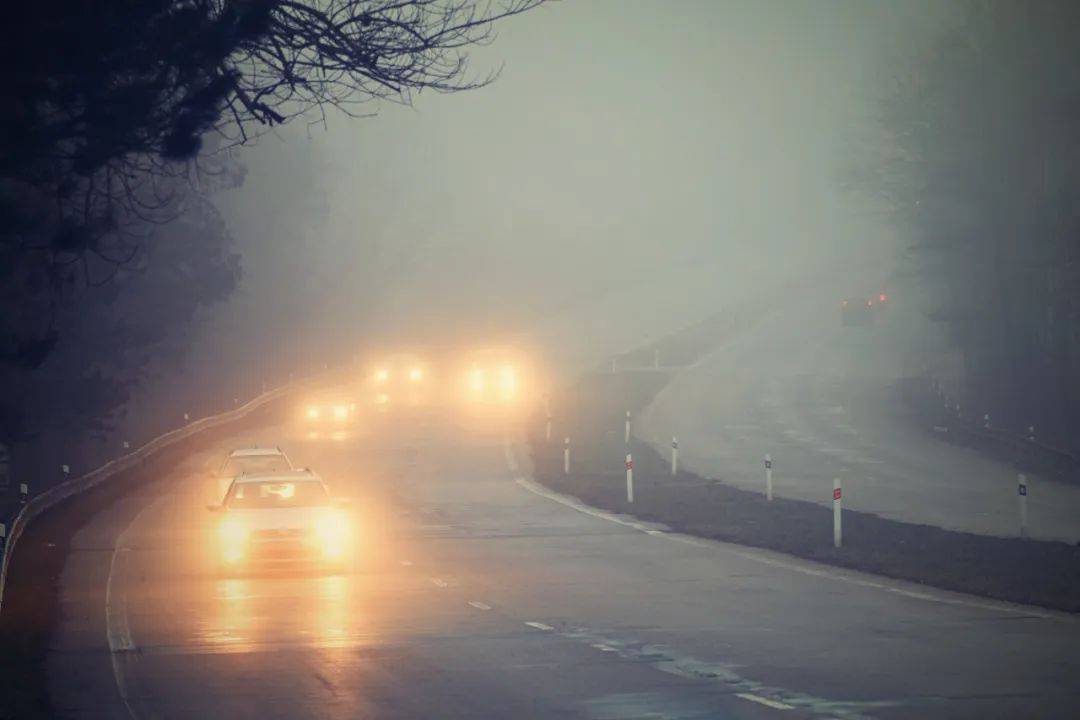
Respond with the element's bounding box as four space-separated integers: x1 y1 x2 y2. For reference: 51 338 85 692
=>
624 411 631 445
1018 473 1028 539
671 437 679 476
611 358 617 374
833 478 842 548
19 483 28 506
764 453 773 501
563 437 570 475
653 348 660 369
545 414 552 442
625 454 634 503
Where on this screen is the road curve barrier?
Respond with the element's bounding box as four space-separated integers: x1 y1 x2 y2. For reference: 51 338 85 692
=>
0 374 323 615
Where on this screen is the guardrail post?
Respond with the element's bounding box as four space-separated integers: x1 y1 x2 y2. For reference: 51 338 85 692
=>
624 411 631 445
1018 473 1028 539
671 437 678 476
764 453 773 501
563 437 570 475
625 453 634 503
833 478 842 548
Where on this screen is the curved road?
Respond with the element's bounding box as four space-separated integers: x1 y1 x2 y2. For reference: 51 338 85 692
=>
639 290 1080 543
43 398 1080 718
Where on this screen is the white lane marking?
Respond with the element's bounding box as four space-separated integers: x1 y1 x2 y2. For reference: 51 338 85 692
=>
736 693 795 710
524 621 554 631
430 577 448 588
468 600 492 611
399 559 413 566
106 494 171 719
513 476 1069 621
591 643 619 653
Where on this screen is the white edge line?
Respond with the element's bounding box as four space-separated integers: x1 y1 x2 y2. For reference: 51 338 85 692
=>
468 600 492 611
512 476 1071 622
106 494 171 719
736 692 795 710
525 621 554 631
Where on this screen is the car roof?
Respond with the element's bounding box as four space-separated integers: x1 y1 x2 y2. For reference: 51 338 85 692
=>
228 447 287 457
232 469 321 484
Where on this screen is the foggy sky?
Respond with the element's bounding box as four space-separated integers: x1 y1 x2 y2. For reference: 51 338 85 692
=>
161 0 953 402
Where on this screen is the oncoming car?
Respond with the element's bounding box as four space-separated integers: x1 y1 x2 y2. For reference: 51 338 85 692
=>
459 348 530 406
207 470 352 573
301 395 358 438
211 446 293 502
367 352 431 408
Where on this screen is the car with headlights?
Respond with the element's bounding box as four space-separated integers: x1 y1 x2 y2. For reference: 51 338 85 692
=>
208 469 352 573
301 395 359 437
367 352 431 408
211 446 293 502
460 348 529 405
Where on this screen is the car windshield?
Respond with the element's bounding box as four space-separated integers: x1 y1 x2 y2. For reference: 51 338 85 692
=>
225 480 329 509
221 455 290 476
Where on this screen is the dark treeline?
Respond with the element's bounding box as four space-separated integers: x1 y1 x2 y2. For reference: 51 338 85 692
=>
0 1 544 495
863 0 1080 451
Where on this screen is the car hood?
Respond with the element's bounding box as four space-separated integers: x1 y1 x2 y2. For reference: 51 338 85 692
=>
226 506 330 530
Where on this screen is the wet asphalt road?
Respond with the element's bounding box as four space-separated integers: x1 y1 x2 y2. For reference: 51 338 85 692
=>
44 401 1080 719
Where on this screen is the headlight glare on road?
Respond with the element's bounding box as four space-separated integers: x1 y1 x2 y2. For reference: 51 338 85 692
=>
499 365 517 399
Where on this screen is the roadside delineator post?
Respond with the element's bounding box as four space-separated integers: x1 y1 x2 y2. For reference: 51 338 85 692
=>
1 523 6 545
833 478 842 548
1028 425 1036 442
624 411 631 445
183 412 190 423
983 413 991 430
625 453 634 503
19 483 28 506
122 441 130 450
62 464 70 478
764 453 773 501
563 437 570 475
611 358 617 374
653 349 660 370
671 436 678 476
1018 473 1028 539
545 413 552 442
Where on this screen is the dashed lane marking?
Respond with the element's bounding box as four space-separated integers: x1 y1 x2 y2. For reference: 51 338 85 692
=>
430 577 448 588
468 600 492 611
524 621 554 631
737 693 796 711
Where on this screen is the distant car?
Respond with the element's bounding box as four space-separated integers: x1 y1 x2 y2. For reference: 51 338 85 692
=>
460 348 528 405
367 352 431 408
212 447 293 501
208 469 351 572
842 291 889 326
301 395 359 437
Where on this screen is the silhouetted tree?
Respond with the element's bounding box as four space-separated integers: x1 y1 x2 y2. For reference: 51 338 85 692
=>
859 0 1080 448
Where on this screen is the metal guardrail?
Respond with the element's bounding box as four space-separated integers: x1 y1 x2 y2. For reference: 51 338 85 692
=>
0 375 320 615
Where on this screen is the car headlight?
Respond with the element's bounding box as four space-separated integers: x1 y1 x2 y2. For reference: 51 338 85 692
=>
315 511 350 559
306 406 320 420
499 365 517 398
374 369 389 383
409 367 423 382
333 405 349 420
469 368 485 392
